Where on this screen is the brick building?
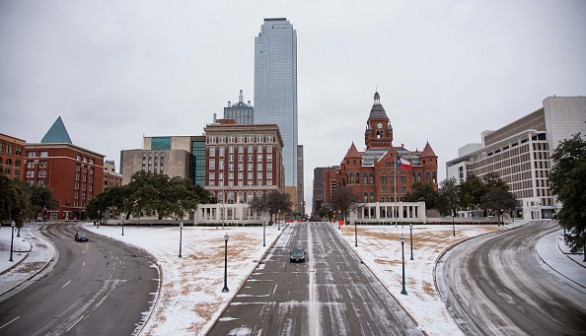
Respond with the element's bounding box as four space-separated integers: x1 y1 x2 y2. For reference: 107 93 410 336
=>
25 117 104 220
204 119 284 204
0 133 26 180
324 92 438 205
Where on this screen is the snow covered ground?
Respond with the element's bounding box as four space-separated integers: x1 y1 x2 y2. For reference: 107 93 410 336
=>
1 221 534 336
336 222 514 336
84 223 281 336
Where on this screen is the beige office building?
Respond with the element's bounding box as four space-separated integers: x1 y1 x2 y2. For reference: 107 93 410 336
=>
446 96 586 220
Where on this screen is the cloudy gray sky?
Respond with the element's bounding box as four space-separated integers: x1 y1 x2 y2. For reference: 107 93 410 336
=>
1 0 585 213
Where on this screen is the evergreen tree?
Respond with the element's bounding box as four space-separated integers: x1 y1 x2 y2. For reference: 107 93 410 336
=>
550 133 586 252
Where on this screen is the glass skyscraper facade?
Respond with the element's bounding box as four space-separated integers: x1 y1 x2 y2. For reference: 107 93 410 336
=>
254 18 298 187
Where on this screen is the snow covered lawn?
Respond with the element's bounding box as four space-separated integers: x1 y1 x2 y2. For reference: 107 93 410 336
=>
85 223 281 336
337 223 510 336
84 221 524 336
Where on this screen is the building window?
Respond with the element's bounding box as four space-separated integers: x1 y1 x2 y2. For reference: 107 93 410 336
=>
77 155 81 161
209 161 215 169
40 151 48 158
27 161 34 168
27 152 36 158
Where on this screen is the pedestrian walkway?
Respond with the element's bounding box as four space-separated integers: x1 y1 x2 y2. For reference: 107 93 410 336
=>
535 228 586 288
0 224 56 299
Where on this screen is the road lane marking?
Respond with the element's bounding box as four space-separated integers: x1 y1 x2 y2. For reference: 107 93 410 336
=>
62 280 71 288
82 261 85 267
307 224 321 336
66 315 84 332
0 316 20 330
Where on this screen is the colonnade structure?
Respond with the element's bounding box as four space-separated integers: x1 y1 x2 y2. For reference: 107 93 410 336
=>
194 201 426 226
351 201 427 224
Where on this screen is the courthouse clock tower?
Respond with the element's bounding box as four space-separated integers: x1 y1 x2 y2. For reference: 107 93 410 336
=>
364 91 393 149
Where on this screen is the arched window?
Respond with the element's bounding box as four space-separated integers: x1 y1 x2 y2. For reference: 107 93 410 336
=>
432 172 437 184
369 173 374 184
417 172 422 183
5 158 11 165
370 192 375 202
227 191 235 204
356 172 360 184
349 173 354 184
363 192 368 203
426 172 431 184
363 174 368 184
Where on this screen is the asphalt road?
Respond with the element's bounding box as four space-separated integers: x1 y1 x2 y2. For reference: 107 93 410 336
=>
0 223 158 336
437 221 586 336
209 222 421 336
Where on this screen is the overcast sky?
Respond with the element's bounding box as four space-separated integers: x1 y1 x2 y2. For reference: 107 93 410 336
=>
1 0 585 213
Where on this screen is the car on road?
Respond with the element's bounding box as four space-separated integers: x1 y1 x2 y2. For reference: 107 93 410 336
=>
74 231 89 242
290 247 306 263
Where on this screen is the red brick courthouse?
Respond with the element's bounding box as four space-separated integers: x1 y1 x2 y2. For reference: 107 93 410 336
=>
324 92 438 205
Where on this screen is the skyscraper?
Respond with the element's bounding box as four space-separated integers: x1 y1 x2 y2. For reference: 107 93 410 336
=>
224 90 254 125
254 18 298 187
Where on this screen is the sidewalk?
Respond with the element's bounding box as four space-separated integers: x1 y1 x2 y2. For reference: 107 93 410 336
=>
535 227 586 288
0 224 56 299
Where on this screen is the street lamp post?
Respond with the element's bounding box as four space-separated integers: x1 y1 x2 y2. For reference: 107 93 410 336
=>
409 223 414 260
121 220 125 236
9 221 15 262
278 210 281 231
354 217 358 247
178 221 183 258
97 210 101 229
263 219 266 247
17 212 21 237
222 233 229 292
400 234 407 295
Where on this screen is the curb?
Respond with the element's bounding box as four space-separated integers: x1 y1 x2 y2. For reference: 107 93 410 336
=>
335 224 424 334
433 221 531 335
0 228 57 301
83 224 163 336
533 230 586 290
203 223 288 335
0 252 30 277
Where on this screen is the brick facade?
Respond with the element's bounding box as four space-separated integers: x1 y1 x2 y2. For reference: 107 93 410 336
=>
324 92 438 205
25 144 104 220
0 133 26 180
204 120 285 204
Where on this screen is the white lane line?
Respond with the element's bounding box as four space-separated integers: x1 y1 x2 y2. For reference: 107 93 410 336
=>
307 224 321 336
66 315 84 332
82 261 85 267
62 280 71 288
0 316 20 330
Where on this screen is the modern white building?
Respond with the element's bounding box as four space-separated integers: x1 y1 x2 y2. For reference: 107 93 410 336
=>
446 96 586 220
254 18 298 188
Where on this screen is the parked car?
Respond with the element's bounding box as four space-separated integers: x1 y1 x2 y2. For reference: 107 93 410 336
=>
290 247 306 263
74 231 89 242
